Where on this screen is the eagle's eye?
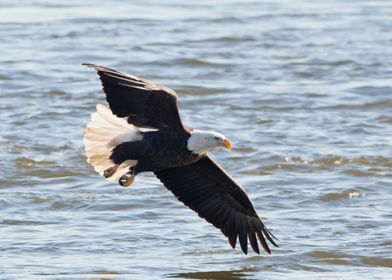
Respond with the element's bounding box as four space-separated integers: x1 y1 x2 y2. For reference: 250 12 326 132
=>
214 136 220 141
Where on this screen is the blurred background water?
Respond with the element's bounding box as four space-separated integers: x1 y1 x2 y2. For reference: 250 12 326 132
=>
0 0 391 279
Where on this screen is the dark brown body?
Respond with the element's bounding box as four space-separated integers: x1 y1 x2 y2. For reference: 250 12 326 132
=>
110 128 201 174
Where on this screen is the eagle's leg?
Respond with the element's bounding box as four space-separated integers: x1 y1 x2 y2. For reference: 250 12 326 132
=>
119 167 136 187
103 165 119 178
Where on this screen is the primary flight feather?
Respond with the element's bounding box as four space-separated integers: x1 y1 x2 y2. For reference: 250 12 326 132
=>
83 64 278 255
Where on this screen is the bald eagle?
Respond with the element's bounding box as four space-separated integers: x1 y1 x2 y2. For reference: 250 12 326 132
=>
83 64 278 255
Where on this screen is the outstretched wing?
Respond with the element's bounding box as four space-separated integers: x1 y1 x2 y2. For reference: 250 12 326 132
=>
155 156 278 255
84 63 184 130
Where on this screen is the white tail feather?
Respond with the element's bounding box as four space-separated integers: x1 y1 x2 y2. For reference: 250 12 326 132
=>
83 104 142 182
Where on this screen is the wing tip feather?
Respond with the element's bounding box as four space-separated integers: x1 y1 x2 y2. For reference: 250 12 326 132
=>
228 235 237 249
154 158 279 256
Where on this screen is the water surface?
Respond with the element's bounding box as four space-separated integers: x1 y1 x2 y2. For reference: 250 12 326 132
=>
0 0 391 279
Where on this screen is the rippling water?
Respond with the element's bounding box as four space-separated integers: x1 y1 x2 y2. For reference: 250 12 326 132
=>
1 0 391 279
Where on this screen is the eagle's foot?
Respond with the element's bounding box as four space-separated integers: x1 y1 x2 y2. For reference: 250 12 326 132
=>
119 168 136 187
103 165 119 178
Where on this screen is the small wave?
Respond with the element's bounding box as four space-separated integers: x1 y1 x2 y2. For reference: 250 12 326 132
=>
186 35 255 43
169 266 256 280
15 157 55 167
0 74 11 80
290 58 355 67
48 90 66 95
15 156 84 179
176 58 230 67
36 270 120 277
149 57 232 68
22 170 84 179
182 249 228 255
319 188 365 202
1 219 57 226
288 155 392 169
375 115 392 124
233 146 256 154
308 251 353 265
50 31 78 39
294 71 314 78
210 16 244 23
318 100 392 110
343 169 375 177
361 257 392 268
217 35 254 42
257 119 273 124
177 86 225 96
241 163 307 175
242 155 391 176
351 86 392 97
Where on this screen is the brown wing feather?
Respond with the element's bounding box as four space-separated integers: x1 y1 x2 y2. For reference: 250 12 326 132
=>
154 156 278 255
84 63 184 130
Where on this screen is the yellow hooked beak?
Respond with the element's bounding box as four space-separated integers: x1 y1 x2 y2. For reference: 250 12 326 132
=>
223 139 233 150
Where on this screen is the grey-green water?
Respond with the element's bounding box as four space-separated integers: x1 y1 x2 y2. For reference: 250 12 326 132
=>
0 0 391 279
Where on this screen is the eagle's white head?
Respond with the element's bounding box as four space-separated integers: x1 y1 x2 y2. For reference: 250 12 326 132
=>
187 129 232 155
